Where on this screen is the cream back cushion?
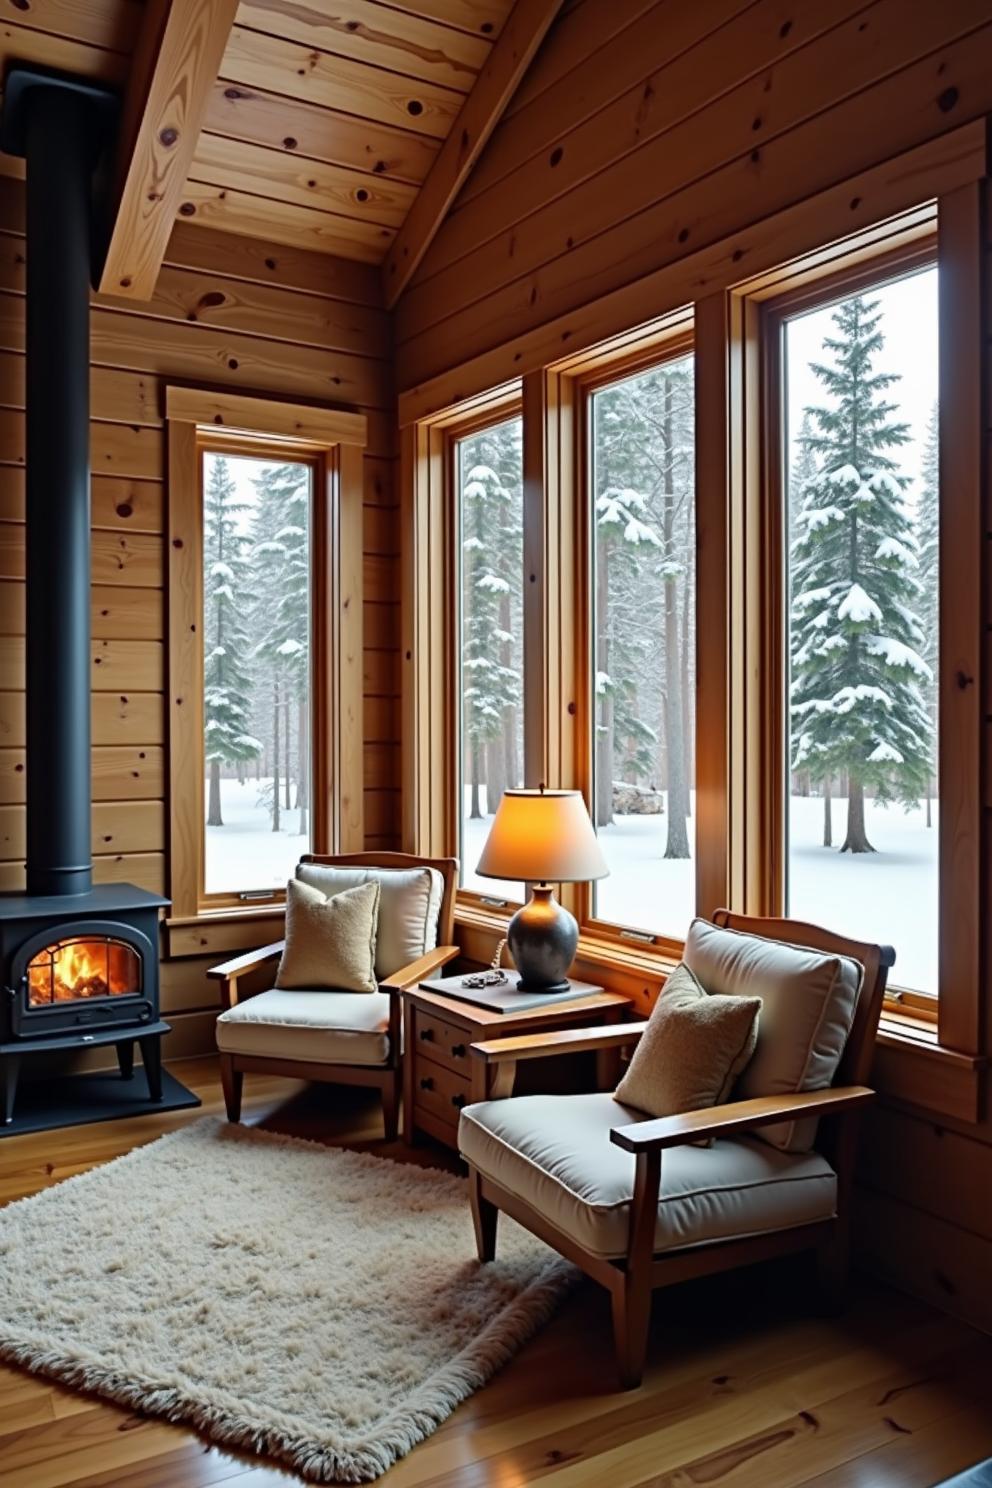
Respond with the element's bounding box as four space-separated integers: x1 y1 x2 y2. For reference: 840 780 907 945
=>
275 879 380 994
295 862 443 980
683 918 863 1153
614 961 760 1133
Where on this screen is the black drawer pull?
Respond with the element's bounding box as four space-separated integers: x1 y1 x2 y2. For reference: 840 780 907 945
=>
451 1093 466 1109
419 1076 434 1092
450 1043 467 1058
419 1028 434 1042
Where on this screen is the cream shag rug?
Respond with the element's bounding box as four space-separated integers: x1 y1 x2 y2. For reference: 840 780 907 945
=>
0 1118 575 1482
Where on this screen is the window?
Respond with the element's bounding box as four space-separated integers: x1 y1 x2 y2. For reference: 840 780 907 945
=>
201 449 314 897
780 267 939 993
405 169 986 1117
587 354 696 937
166 389 366 928
455 416 525 900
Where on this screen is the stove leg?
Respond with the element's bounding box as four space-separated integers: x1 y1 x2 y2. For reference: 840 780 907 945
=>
116 1039 135 1081
138 1034 162 1101
1 1053 19 1125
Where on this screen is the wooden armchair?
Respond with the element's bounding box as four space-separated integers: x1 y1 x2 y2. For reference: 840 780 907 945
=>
208 852 458 1139
459 911 894 1388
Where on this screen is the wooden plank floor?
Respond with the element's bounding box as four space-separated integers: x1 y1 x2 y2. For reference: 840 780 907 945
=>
0 1056 990 1488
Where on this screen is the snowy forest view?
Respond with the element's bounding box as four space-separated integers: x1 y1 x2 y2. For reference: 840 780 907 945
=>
458 269 938 992
201 451 313 895
458 420 526 903
786 268 939 992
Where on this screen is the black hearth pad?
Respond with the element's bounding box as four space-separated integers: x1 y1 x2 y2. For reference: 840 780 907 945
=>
1 1069 200 1137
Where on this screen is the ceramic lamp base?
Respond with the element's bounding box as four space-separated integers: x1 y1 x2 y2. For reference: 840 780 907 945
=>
507 885 578 993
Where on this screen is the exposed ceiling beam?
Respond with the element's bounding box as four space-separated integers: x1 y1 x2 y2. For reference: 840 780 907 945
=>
382 0 562 310
98 0 240 300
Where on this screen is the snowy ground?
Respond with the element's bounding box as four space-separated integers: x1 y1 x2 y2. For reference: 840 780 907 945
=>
205 777 309 895
463 790 937 993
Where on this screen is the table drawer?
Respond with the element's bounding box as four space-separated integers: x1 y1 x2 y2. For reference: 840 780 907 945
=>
413 1010 473 1077
413 1055 472 1125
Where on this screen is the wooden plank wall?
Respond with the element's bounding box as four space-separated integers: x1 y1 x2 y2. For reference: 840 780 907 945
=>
395 0 992 390
0 181 399 1057
392 1 992 1324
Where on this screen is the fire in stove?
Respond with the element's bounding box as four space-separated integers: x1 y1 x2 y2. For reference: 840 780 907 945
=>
26 937 141 1007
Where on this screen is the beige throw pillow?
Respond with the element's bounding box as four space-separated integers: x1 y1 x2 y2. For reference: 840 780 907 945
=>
614 962 761 1131
275 879 380 994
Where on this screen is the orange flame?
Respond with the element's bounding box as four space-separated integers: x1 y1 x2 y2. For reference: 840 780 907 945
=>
27 939 138 1006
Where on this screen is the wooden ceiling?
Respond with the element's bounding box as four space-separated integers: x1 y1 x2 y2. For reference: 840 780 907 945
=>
0 0 558 303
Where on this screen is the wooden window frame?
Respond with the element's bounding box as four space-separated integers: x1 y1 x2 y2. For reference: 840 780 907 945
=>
401 385 524 910
166 388 366 931
717 195 983 1061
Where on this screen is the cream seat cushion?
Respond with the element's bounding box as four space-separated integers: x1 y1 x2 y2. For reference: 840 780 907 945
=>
684 919 864 1153
459 1093 837 1260
216 988 391 1067
296 862 443 980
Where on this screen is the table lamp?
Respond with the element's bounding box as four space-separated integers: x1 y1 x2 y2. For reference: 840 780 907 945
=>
476 787 608 993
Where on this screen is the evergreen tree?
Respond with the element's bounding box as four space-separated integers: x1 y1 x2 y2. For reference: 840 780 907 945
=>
592 359 694 857
250 463 311 835
460 423 523 820
790 294 932 853
916 402 939 826
203 455 261 827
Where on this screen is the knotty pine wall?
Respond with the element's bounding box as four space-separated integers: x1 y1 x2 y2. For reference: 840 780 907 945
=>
394 2 992 1327
0 180 399 1060
396 0 992 389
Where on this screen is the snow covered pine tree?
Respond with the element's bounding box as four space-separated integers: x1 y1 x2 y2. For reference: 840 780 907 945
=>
203 455 262 828
460 421 523 823
790 293 932 854
250 462 311 835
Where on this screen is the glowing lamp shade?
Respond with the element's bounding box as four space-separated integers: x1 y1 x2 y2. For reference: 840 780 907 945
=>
476 789 608 884
476 790 608 994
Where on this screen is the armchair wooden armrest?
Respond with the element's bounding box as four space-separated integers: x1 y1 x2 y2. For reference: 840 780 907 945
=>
379 945 460 993
610 1085 874 1153
208 941 285 1008
471 1021 649 1064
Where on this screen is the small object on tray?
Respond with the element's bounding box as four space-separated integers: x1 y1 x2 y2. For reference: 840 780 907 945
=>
419 970 604 1015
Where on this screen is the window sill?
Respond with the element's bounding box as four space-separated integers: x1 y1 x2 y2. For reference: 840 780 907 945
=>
165 905 285 961
873 1013 985 1123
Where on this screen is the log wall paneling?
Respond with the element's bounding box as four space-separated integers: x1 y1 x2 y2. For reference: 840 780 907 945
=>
396 0 992 388
0 178 399 1056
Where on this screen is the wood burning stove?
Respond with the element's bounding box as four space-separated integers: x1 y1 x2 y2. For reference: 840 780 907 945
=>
0 69 176 1128
0 885 170 1122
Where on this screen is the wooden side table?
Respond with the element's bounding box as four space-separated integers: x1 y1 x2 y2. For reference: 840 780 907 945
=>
401 976 631 1150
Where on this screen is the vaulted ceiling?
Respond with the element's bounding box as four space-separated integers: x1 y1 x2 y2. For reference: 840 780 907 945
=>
0 0 559 303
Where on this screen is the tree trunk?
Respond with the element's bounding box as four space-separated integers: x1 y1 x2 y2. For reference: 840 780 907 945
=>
284 698 292 810
470 741 482 819
840 771 874 852
662 377 690 860
595 539 614 826
681 562 693 816
272 678 281 832
486 736 506 816
296 695 309 837
925 779 932 828
207 758 223 827
822 777 832 848
498 591 518 791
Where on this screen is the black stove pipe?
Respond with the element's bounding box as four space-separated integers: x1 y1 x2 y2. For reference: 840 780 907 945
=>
16 81 107 896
